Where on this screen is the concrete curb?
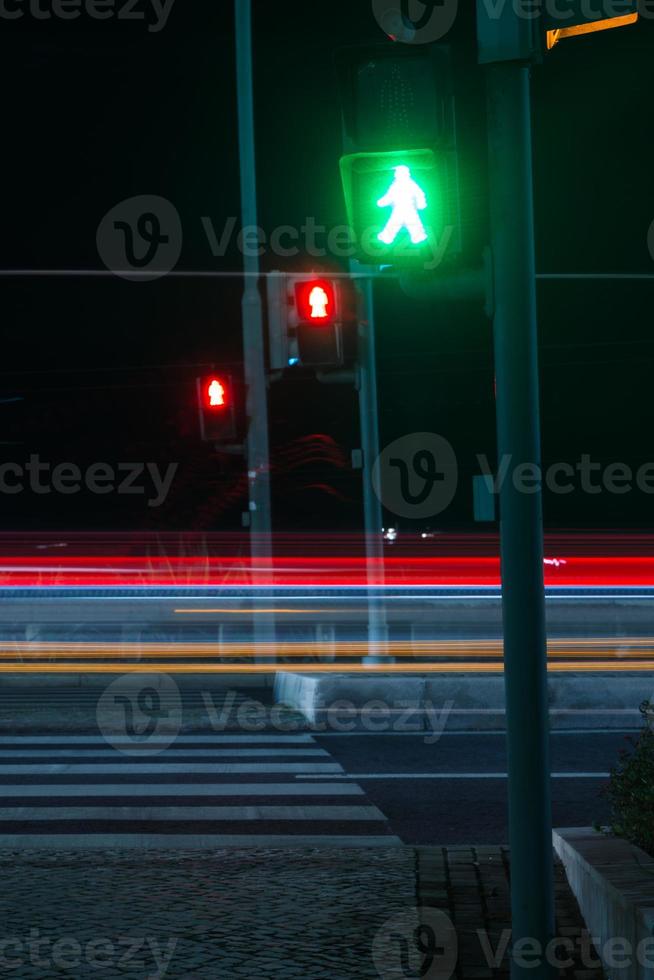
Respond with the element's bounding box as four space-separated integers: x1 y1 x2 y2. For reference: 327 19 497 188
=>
554 827 654 980
274 672 650 731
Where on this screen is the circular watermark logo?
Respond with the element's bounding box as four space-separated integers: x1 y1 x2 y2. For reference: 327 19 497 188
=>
372 432 458 519
97 194 182 281
372 0 458 44
97 673 183 755
372 907 458 980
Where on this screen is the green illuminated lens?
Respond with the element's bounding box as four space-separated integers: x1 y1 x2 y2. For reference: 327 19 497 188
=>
340 149 445 266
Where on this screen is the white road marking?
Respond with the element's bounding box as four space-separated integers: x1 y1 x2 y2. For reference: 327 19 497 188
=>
0 834 403 848
296 771 610 779
0 735 317 744
0 782 365 797
0 734 401 845
314 729 639 735
0 805 386 821
0 748 329 758
0 763 344 775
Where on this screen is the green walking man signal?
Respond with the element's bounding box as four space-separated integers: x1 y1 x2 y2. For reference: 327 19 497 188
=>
376 165 429 246
339 148 453 268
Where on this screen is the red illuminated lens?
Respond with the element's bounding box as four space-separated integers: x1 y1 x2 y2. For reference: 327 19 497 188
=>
295 279 336 324
205 377 228 410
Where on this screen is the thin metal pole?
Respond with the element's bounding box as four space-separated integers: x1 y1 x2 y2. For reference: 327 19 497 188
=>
234 0 275 660
356 278 390 664
486 62 555 978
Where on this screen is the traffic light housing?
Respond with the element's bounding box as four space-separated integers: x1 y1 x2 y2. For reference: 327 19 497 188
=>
196 374 237 443
266 273 344 369
336 45 461 269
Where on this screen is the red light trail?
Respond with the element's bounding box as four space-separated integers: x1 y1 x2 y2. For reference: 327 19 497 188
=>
1 555 654 588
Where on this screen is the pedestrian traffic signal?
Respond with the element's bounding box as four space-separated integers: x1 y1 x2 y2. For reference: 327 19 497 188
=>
266 273 344 369
207 377 226 407
294 279 337 325
196 374 237 443
336 45 461 269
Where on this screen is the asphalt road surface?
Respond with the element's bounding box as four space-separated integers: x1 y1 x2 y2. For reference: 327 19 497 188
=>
312 731 626 844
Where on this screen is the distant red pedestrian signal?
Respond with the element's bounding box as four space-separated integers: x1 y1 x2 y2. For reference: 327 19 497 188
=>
206 377 227 408
197 375 237 442
266 273 345 368
294 279 337 325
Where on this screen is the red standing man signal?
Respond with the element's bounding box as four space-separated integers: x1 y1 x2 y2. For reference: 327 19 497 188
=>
197 374 236 442
207 378 226 408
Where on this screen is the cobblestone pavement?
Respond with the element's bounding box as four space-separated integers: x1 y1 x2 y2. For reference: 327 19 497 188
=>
0 846 602 979
416 847 604 980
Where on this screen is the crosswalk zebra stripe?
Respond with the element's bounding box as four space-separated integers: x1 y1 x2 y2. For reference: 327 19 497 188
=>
0 805 386 821
0 782 365 797
0 759 343 776
0 763 344 775
0 834 403 848
0 748 329 758
0 734 398 847
0 735 317 745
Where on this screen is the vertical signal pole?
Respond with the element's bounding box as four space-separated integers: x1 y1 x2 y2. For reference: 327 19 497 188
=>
486 62 555 977
355 276 390 664
235 0 275 660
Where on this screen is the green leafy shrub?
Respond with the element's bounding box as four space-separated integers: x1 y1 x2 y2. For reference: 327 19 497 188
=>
602 701 654 856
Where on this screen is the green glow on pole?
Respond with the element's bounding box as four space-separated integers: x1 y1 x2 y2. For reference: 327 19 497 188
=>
376 165 428 246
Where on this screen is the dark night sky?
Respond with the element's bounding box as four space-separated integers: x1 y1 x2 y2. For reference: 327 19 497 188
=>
1 1 653 532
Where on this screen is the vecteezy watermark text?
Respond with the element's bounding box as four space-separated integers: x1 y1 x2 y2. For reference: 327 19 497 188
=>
97 675 455 754
201 215 454 269
374 910 654 980
203 691 454 744
0 0 175 31
0 456 177 507
477 452 654 497
373 432 654 521
96 195 454 280
477 926 654 972
0 930 177 976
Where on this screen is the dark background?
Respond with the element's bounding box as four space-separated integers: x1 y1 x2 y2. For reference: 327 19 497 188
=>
1 0 653 533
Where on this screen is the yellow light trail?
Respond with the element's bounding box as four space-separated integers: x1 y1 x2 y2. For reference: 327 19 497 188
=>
0 638 652 671
174 609 326 615
2 639 654 658
2 649 654 660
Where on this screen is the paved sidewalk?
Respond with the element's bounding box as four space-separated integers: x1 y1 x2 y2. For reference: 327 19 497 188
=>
0 686 308 734
0 846 603 979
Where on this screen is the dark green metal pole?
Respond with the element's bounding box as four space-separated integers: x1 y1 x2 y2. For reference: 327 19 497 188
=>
486 62 555 978
235 0 275 661
355 277 390 664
